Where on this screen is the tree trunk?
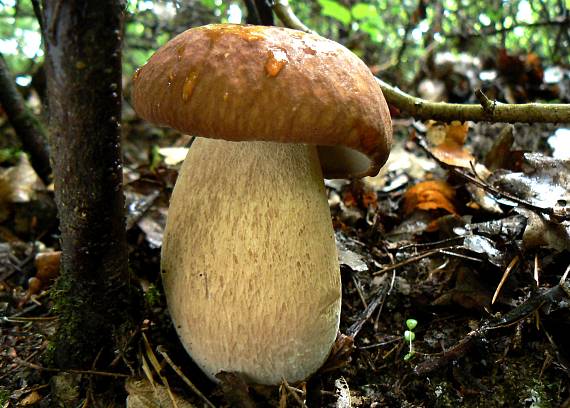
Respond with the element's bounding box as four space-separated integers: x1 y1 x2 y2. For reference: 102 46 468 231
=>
41 0 135 369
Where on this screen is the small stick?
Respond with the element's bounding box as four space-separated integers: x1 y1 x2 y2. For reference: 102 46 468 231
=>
156 346 216 408
351 274 368 308
492 255 520 305
11 358 129 378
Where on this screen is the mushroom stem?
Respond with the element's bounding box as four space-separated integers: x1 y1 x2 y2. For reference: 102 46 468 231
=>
161 138 341 384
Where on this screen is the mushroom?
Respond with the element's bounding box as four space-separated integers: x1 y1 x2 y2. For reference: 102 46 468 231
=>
131 24 392 385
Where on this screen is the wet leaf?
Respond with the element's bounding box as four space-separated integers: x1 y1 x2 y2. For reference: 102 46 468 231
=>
492 153 570 209
463 235 505 267
516 208 570 252
465 215 527 241
337 244 368 272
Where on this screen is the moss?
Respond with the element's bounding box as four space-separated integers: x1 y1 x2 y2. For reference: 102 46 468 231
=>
47 268 141 369
144 283 161 308
0 147 21 165
0 388 10 404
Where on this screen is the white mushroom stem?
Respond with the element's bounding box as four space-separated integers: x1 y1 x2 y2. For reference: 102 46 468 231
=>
161 138 341 384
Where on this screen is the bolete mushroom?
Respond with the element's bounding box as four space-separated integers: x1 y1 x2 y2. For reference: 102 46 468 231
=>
131 24 392 385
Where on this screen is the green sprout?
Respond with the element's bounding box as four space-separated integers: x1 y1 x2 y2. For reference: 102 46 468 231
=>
403 318 418 361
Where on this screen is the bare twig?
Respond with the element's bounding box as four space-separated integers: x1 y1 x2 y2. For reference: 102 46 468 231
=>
272 0 315 34
372 245 479 276
475 89 495 114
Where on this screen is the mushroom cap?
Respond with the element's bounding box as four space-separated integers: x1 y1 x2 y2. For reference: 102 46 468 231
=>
131 24 392 178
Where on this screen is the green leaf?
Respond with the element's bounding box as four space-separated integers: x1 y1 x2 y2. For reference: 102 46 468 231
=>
318 0 351 25
360 21 383 42
351 3 378 20
406 319 418 330
404 330 415 342
404 351 415 361
200 0 217 8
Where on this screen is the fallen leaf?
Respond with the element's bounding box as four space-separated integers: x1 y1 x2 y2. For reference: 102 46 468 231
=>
427 121 474 168
335 377 351 408
126 377 197 408
403 180 457 216
20 391 42 406
492 153 570 209
0 154 45 204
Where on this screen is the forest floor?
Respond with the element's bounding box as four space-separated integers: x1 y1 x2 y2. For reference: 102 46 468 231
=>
1 53 570 407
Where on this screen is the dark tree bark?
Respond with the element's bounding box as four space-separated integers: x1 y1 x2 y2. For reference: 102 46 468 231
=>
0 53 51 184
41 0 136 369
245 0 274 25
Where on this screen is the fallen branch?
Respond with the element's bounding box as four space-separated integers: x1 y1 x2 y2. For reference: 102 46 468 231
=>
377 78 570 124
272 2 570 124
0 53 52 184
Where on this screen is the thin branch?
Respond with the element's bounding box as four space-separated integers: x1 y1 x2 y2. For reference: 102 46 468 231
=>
273 0 315 34
377 77 570 124
272 1 570 124
0 53 52 184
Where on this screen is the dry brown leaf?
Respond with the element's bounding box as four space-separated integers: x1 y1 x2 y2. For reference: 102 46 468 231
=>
427 121 474 168
126 377 197 408
20 390 42 406
403 180 457 216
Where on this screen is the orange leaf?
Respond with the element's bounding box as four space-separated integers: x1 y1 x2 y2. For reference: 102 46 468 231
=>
403 180 457 216
427 121 474 168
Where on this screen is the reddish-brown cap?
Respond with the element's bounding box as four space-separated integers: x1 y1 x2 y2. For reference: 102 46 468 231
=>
131 24 392 178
